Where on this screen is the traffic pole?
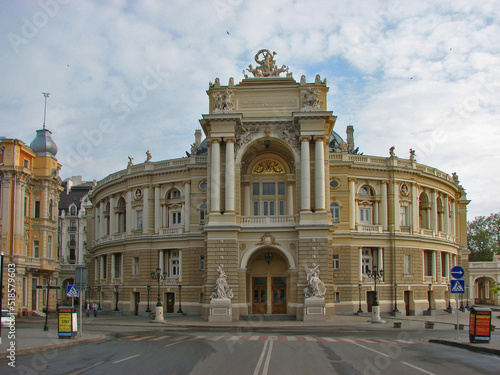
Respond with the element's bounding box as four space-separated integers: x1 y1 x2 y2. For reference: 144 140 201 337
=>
456 293 459 340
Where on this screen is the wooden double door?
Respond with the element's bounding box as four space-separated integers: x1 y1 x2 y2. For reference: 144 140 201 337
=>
252 277 286 314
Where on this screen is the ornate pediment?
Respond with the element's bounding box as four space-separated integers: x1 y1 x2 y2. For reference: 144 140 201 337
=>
252 159 285 174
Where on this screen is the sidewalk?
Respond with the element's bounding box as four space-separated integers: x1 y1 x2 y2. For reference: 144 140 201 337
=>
1 309 499 359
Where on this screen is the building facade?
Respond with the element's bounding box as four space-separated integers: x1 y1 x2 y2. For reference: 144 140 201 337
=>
0 129 62 316
57 176 95 305
87 51 469 320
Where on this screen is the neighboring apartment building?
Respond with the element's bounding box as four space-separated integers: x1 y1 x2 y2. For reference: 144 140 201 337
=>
57 176 95 305
0 128 62 316
86 51 469 320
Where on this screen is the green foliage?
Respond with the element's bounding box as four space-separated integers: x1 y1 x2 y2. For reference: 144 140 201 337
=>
467 213 500 262
491 280 500 296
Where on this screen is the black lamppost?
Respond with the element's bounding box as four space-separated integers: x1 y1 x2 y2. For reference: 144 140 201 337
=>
459 289 465 312
366 265 383 306
97 285 102 310
356 284 363 314
465 285 470 310
114 285 119 311
393 283 399 315
151 268 167 306
145 285 151 313
446 284 453 313
427 283 432 312
177 285 183 314
43 278 51 332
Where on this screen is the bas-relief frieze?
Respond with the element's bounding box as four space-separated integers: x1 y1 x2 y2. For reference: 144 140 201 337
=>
235 122 300 152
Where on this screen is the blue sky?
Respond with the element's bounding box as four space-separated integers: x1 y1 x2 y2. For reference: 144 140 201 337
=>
1 0 499 220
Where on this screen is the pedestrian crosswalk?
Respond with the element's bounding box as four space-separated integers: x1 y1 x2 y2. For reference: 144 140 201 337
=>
119 334 423 345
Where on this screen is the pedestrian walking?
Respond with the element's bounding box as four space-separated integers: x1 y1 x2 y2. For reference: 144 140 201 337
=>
92 302 97 317
86 302 90 317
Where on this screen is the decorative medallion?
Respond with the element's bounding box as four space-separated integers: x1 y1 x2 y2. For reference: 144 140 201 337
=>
257 233 280 246
400 183 410 196
252 159 285 174
134 188 143 200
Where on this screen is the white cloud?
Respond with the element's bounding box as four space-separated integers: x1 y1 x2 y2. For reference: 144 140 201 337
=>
1 0 499 219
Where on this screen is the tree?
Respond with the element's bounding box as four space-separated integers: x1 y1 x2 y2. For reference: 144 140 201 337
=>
467 213 500 262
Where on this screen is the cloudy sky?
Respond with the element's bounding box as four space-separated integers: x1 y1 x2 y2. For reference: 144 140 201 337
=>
1 0 499 220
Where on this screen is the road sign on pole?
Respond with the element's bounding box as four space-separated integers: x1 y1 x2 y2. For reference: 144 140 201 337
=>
451 279 465 293
66 285 79 298
450 265 465 279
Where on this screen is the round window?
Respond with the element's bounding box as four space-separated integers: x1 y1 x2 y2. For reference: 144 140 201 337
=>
329 179 340 188
199 181 208 190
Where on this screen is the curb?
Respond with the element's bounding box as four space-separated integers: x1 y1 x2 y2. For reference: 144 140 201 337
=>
429 339 500 357
0 335 109 358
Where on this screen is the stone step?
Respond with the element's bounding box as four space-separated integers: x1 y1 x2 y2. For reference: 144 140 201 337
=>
240 314 296 321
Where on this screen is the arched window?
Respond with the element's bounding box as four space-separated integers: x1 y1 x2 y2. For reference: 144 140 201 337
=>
117 197 126 233
169 189 181 199
48 200 53 220
330 202 340 223
358 185 374 225
70 204 77 216
419 193 430 229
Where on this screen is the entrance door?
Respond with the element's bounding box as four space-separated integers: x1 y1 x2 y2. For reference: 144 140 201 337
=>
272 277 286 314
404 291 411 316
134 292 140 315
166 293 175 313
367 291 376 313
252 277 267 314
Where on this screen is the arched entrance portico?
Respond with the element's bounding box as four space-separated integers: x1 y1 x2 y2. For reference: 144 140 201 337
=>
245 247 293 314
473 276 497 305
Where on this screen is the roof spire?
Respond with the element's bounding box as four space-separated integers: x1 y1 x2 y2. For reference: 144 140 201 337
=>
42 92 50 129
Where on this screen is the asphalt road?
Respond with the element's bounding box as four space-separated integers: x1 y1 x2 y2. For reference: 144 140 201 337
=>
2 326 500 375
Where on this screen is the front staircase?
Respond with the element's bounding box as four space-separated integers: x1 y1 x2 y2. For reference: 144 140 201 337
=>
240 314 296 321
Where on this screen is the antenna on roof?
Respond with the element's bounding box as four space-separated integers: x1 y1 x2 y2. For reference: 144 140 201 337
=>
42 92 51 129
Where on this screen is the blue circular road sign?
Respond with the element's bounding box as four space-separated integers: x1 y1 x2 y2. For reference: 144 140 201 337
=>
450 265 465 279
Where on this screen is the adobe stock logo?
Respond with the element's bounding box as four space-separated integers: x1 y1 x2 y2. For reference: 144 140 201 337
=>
7 0 70 54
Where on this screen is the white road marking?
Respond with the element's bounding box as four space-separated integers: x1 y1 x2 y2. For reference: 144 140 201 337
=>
253 340 269 375
262 340 274 375
348 341 391 357
165 341 182 348
402 361 437 375
113 354 141 364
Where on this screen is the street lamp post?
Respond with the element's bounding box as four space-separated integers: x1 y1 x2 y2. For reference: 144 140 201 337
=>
114 285 119 312
465 285 470 310
356 284 363 315
177 285 183 314
446 284 453 313
424 283 433 316
459 291 465 312
393 283 399 316
97 286 102 310
366 265 384 323
145 285 151 313
151 268 167 321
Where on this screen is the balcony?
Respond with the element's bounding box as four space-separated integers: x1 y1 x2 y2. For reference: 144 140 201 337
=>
241 215 296 227
356 224 383 233
159 227 183 236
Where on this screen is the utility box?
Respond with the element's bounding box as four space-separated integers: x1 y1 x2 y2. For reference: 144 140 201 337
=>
469 306 491 343
58 306 77 339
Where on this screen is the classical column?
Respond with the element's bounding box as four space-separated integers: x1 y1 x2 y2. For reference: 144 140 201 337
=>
243 182 251 216
126 190 132 235
154 185 161 234
451 200 456 238
287 181 294 216
314 136 326 211
225 138 235 213
411 183 419 232
374 200 379 225
143 186 149 234
94 203 100 240
431 251 436 281
349 178 357 230
444 252 450 279
378 248 384 278
394 182 400 231
159 250 164 273
15 181 23 238
358 247 363 281
100 256 105 280
210 138 221 213
184 181 191 232
99 202 105 238
431 190 438 232
380 181 388 231
109 195 116 234
111 254 116 279
300 136 311 211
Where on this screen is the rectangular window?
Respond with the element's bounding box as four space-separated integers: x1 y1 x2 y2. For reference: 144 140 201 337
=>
69 234 76 247
101 256 107 279
33 240 39 257
333 292 340 303
164 250 181 279
331 204 340 223
136 210 143 230
278 182 285 195
252 183 259 195
262 183 275 195
35 201 40 218
172 212 181 226
362 249 372 276
199 293 204 304
360 208 371 224
23 277 27 306
333 254 340 270
24 197 28 216
114 253 122 278
253 201 259 216
441 253 447 277
400 206 408 226
279 200 285 216
70 220 76 231
200 255 205 271
133 257 140 275
424 251 433 277
404 255 411 274
47 236 52 259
